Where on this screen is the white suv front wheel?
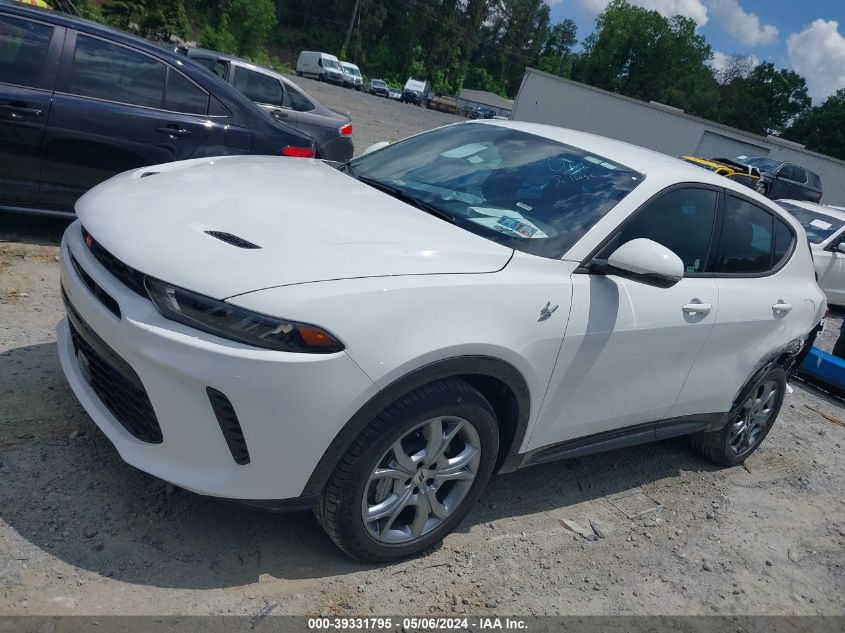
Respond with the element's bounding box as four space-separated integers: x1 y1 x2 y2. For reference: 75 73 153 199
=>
317 379 499 562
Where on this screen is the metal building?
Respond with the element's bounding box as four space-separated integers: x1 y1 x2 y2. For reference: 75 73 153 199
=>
456 89 514 118
512 68 845 205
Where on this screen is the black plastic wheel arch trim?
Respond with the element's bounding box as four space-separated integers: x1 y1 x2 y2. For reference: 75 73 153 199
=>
300 355 531 497
225 494 321 513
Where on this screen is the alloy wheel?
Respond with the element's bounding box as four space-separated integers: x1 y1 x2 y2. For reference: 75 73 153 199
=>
728 379 779 456
361 416 481 544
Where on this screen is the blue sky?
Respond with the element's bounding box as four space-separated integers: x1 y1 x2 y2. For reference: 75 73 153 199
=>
547 0 845 102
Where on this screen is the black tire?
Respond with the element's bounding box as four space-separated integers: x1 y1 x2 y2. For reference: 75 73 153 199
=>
317 379 499 562
690 366 786 466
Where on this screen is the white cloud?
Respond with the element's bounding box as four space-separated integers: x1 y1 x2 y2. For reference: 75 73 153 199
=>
709 0 778 46
578 0 708 25
708 51 759 82
787 19 845 102
709 50 730 73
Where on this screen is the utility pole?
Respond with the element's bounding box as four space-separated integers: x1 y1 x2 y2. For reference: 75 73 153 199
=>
342 0 361 58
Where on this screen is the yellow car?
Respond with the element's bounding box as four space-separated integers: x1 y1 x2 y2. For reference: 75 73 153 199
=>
681 156 762 191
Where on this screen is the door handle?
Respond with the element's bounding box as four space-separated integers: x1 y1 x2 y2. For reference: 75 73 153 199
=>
272 109 289 118
0 104 43 119
682 302 712 315
772 301 793 314
156 125 192 137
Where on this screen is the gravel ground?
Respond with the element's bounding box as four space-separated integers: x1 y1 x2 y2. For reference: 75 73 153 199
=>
1 85 844 619
291 76 463 155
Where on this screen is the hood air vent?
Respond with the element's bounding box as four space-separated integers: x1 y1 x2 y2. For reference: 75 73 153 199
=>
204 231 261 249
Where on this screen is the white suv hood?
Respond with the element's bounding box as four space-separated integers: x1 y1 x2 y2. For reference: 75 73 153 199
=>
75 156 513 299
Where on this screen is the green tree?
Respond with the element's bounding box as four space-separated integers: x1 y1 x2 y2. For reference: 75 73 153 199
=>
575 1 716 115
538 19 577 78
102 0 189 41
783 89 845 160
200 0 276 58
716 63 811 135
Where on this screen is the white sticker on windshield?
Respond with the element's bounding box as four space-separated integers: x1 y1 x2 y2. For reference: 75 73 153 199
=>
810 219 833 230
441 143 488 159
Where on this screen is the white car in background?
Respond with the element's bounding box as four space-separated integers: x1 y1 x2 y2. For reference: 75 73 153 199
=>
777 199 845 306
339 61 364 90
57 122 825 562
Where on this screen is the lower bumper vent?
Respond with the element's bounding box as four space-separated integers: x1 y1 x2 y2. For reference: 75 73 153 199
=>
206 387 250 465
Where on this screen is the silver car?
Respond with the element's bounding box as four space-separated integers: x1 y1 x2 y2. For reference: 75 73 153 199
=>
180 48 354 161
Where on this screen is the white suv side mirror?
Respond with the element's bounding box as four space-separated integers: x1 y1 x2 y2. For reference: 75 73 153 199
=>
606 238 685 287
837 242 845 254
363 141 390 155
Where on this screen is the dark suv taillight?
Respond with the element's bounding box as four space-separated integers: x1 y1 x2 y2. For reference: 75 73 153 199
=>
280 146 315 158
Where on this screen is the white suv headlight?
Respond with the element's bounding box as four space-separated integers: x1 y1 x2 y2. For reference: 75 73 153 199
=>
145 278 344 353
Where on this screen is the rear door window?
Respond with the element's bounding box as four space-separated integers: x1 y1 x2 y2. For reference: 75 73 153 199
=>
69 34 165 108
715 196 775 274
0 14 54 89
780 164 807 183
772 217 794 267
192 56 228 79
163 69 207 114
232 66 284 106
286 83 314 112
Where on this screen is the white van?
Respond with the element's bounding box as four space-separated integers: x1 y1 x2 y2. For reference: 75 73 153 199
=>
296 51 344 85
401 77 428 105
339 61 363 91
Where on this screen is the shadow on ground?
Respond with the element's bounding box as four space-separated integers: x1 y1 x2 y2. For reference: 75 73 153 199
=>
0 340 727 591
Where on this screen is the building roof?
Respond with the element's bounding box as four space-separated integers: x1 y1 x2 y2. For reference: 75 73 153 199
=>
458 89 515 111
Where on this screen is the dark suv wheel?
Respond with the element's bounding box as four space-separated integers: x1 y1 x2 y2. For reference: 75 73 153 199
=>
317 379 499 562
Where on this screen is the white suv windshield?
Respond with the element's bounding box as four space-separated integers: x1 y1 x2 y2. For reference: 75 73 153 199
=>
778 202 845 244
349 123 643 258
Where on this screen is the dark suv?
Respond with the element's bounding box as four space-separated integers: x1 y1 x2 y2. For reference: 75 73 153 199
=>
730 156 823 203
0 4 315 217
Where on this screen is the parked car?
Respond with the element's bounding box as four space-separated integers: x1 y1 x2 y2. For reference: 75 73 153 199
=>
469 106 496 119
777 199 845 305
339 61 363 91
0 4 315 217
368 78 389 97
388 87 401 100
681 156 760 190
180 48 353 161
731 156 823 203
58 120 824 562
401 78 427 105
295 51 344 85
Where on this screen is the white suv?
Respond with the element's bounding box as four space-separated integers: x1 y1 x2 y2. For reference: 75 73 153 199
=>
57 121 825 562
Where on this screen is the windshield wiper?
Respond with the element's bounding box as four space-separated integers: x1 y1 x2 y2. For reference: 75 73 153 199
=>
357 176 456 224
